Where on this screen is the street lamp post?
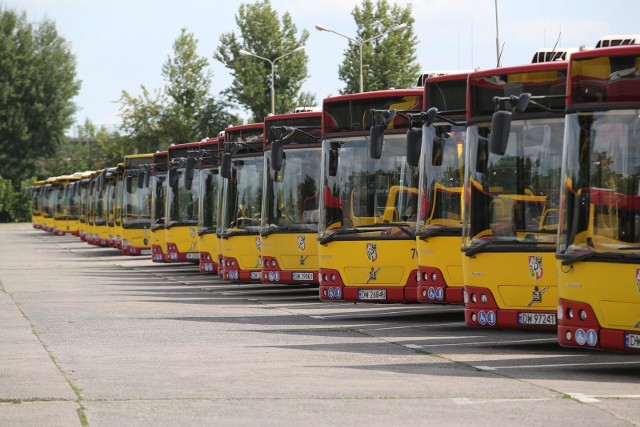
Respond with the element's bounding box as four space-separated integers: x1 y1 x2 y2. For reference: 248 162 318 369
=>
315 23 408 93
239 46 305 115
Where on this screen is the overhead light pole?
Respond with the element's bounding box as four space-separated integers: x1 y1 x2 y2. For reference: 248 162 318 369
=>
315 23 408 93
239 46 305 115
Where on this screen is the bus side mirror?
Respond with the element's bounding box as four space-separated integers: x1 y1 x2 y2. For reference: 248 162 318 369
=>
138 171 146 189
406 128 422 167
168 168 178 188
490 110 512 156
185 157 197 191
125 176 133 193
329 148 338 177
369 125 385 159
220 153 232 179
271 140 284 171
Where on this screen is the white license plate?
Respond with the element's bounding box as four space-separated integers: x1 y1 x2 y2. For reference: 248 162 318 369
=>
250 271 262 280
292 272 314 281
518 312 556 325
141 249 152 255
625 333 640 349
358 289 387 300
185 252 200 260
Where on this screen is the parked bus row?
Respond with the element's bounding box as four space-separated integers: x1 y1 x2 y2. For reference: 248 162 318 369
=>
29 39 640 354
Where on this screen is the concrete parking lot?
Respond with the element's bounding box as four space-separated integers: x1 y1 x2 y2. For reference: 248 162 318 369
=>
1 223 639 426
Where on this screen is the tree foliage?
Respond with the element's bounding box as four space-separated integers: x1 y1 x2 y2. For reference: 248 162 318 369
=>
338 0 420 94
120 28 239 152
214 0 313 122
0 7 80 186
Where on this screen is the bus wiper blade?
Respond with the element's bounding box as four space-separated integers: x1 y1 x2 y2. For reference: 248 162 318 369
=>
619 246 640 251
382 222 415 239
417 226 461 240
222 229 255 239
318 228 364 245
464 239 519 257
561 251 596 266
260 225 280 237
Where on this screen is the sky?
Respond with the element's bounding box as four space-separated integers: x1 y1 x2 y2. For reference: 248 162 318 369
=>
5 0 640 135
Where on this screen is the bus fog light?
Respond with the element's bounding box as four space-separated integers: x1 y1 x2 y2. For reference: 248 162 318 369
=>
270 259 276 267
567 308 574 319
330 274 336 282
471 293 477 303
431 273 437 282
421 289 427 298
471 313 477 322
565 331 572 341
480 294 487 304
423 272 429 281
322 289 327 296
579 310 587 321
323 274 328 282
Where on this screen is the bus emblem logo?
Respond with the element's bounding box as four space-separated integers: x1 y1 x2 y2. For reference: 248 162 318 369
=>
297 235 306 251
366 267 381 283
366 243 377 262
528 256 543 280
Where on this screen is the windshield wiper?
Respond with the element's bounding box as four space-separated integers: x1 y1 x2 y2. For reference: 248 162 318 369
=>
260 225 280 237
560 251 596 266
464 239 520 257
222 228 256 239
379 222 415 239
318 228 366 245
417 226 462 241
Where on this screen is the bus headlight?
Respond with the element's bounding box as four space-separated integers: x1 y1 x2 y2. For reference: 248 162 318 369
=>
579 310 587 321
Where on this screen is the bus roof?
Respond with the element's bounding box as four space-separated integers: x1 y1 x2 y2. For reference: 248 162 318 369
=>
468 61 567 121
567 44 640 109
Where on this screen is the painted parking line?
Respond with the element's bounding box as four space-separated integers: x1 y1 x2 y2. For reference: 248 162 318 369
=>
474 360 640 371
452 397 553 405
366 322 462 331
413 337 557 348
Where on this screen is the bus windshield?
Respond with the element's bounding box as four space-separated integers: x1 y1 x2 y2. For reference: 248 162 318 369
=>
222 156 264 232
198 169 220 232
262 147 320 232
166 171 200 226
463 118 565 247
319 134 419 236
417 125 466 233
123 175 152 228
559 109 640 256
150 176 165 228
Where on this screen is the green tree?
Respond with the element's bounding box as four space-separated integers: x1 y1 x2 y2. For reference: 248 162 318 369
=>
338 0 419 94
120 28 239 152
0 7 80 185
214 0 313 121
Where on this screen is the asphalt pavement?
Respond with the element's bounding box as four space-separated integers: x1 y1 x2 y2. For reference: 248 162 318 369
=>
1 223 639 426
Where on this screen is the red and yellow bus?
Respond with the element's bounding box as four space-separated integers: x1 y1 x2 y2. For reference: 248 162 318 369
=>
165 142 201 263
219 123 265 282
121 154 154 256
107 164 125 248
151 151 169 262
556 45 640 352
260 111 322 284
30 180 46 229
318 89 423 303
414 73 469 304
462 61 567 329
196 137 222 274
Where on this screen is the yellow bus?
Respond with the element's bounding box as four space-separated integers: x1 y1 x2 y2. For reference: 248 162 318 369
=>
151 151 169 263
107 164 125 249
462 61 567 329
195 137 222 273
30 180 46 230
165 141 201 263
261 111 322 284
53 174 81 236
557 45 640 352
121 154 154 256
41 177 57 232
413 73 469 304
219 123 265 282
318 89 423 303
76 171 97 242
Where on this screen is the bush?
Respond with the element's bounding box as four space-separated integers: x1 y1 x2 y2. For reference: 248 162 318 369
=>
0 176 33 222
